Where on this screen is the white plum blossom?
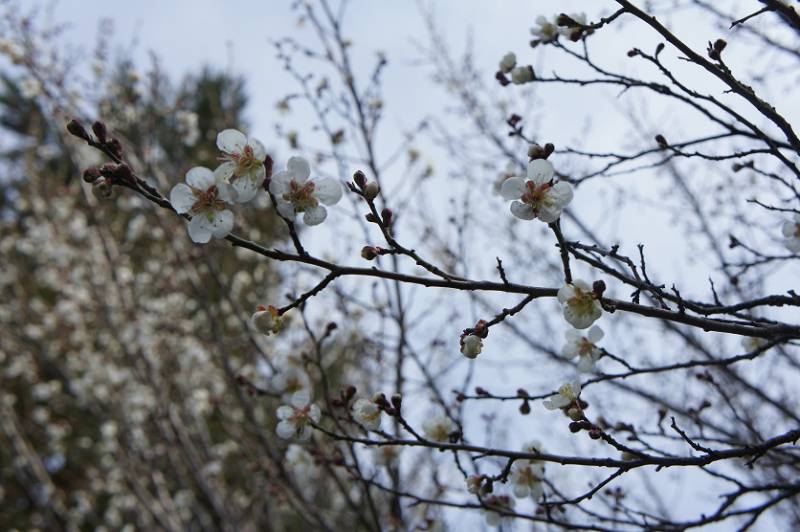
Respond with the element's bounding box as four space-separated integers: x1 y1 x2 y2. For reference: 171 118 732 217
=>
249 304 284 336
352 397 382 431
270 361 312 405
557 280 602 329
276 391 321 441
498 52 516 73
466 475 483 494
423 414 454 442
460 334 483 359
269 156 343 226
374 445 399 467
741 336 768 352
544 380 581 410
285 444 318 481
500 158 573 222
175 110 200 146
482 495 515 528
170 166 234 244
559 12 588 40
20 77 42 98
510 65 534 85
214 129 267 203
563 326 604 372
510 461 544 500
782 213 800 253
531 15 559 41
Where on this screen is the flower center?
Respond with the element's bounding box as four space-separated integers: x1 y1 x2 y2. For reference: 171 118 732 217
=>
190 185 226 214
221 145 261 181
283 180 319 212
289 405 311 425
520 180 552 211
568 289 596 316
578 338 595 357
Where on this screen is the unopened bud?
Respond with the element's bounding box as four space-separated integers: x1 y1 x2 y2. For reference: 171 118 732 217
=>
364 181 380 200
353 170 367 189
519 401 531 415
82 167 101 183
107 138 123 158
365 213 378 223
588 429 602 440
92 121 107 142
592 280 606 297
655 134 668 149
345 385 357 399
391 393 402 410
66 119 90 141
361 246 379 260
381 208 393 226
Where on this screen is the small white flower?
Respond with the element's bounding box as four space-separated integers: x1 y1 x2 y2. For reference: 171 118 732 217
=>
563 326 604 372
500 159 573 222
423 414 454 442
510 461 544 500
374 445 399 467
269 156 343 226
510 65 534 85
559 12 588 40
557 280 602 329
498 52 516 73
531 15 559 41
20 77 42 98
782 213 800 253
270 363 312 405
352 397 382 431
170 166 235 244
250 304 284 336
741 336 768 352
466 475 483 494
460 335 483 359
214 129 267 203
286 444 318 480
482 495 515 528
276 392 321 441
175 110 200 146
543 380 581 410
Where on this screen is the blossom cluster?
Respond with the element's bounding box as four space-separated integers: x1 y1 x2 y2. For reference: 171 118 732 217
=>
169 129 343 243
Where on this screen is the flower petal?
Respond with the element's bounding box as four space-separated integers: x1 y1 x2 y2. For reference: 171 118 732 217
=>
510 201 536 220
527 159 555 186
287 156 311 182
500 177 526 200
313 178 342 205
232 174 261 204
248 138 267 160
587 325 604 343
276 200 296 219
210 210 234 238
188 215 212 244
214 162 236 184
186 166 215 190
549 181 574 208
276 406 294 420
276 420 295 439
170 183 195 214
577 356 595 373
217 129 247 153
269 170 292 196
291 388 311 408
303 205 328 226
